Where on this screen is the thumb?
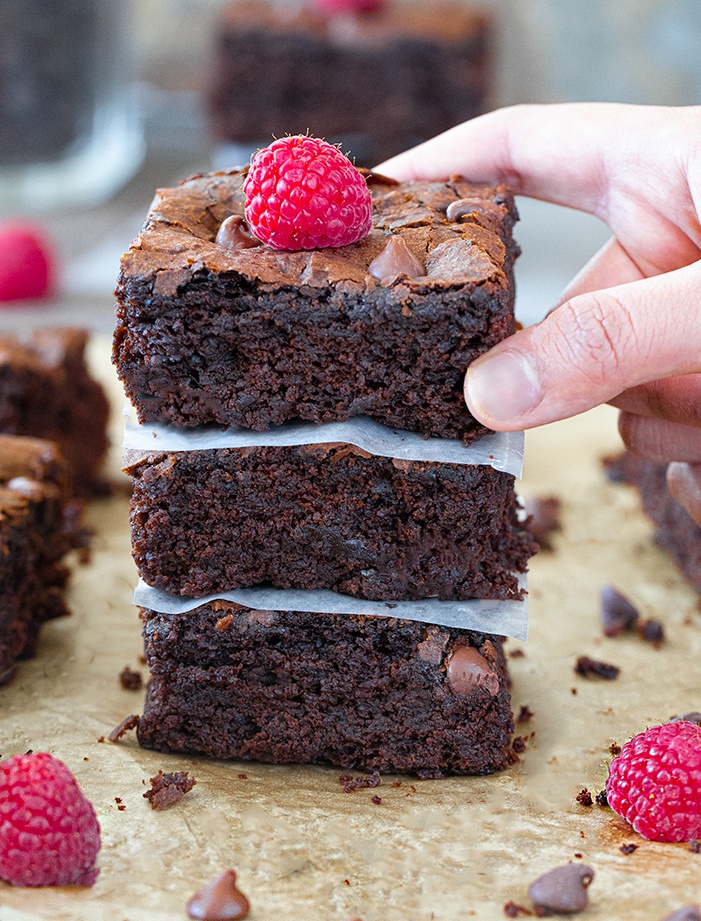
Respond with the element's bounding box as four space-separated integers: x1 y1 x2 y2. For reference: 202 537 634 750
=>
464 260 701 430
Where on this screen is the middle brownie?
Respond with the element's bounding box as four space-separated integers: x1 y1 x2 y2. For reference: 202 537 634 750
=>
126 442 537 601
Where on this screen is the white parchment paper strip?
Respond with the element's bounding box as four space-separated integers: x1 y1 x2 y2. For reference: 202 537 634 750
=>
133 578 529 642
123 405 525 476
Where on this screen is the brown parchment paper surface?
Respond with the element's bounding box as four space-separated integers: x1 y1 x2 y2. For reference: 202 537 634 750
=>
1 339 699 921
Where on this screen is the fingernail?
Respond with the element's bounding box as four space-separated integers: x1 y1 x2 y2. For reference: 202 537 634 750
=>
464 349 542 425
667 462 701 526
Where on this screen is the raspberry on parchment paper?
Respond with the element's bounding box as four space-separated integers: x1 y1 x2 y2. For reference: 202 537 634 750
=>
606 720 701 842
0 751 101 887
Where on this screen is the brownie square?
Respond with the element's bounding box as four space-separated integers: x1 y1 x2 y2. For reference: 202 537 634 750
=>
0 434 81 683
125 442 536 601
614 453 701 592
0 327 110 496
113 170 519 443
137 602 515 777
206 0 492 166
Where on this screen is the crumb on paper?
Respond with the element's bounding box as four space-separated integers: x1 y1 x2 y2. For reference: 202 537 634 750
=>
119 666 143 690
144 770 196 810
108 713 141 743
574 656 620 680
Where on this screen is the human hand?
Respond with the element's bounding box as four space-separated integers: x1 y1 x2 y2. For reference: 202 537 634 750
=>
376 103 701 525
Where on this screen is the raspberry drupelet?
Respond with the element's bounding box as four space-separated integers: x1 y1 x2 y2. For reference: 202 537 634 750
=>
0 752 101 886
243 135 372 251
606 720 701 842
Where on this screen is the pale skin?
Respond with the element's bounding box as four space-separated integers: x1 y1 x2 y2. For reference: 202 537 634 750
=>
376 103 701 525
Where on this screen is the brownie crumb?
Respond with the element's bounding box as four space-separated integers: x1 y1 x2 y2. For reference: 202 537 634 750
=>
576 789 593 807
144 770 196 810
619 843 638 855
689 839 701 853
339 772 381 793
517 705 534 724
238 773 248 779
504 901 532 917
525 495 561 550
215 614 235 631
107 713 140 743
119 666 143 690
595 789 609 808
371 795 382 805
512 736 527 754
509 648 526 659
609 742 622 756
674 712 701 726
574 656 620 680
392 780 402 788
637 618 665 646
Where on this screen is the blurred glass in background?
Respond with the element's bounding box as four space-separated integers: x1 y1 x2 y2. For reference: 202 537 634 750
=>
0 0 144 213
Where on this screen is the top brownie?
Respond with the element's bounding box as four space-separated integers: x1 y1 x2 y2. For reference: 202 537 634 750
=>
114 169 519 441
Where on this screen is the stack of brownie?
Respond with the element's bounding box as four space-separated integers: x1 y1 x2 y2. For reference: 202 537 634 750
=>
113 169 537 777
0 434 81 684
206 0 493 167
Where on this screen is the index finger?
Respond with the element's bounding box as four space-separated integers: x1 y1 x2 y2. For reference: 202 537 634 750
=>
375 102 673 218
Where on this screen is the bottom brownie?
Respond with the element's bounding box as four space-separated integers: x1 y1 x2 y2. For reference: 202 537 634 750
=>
138 602 515 777
0 434 81 683
614 453 701 592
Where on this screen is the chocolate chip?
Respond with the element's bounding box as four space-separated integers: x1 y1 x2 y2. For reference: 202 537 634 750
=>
600 585 639 637
446 646 499 696
659 908 701 921
187 870 250 920
367 235 424 282
527 863 594 915
674 713 701 726
215 215 261 250
637 618 665 645
574 656 620 680
689 840 701 853
524 496 561 550
446 196 504 229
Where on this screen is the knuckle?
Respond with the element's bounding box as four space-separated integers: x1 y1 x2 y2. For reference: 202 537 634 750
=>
551 291 639 387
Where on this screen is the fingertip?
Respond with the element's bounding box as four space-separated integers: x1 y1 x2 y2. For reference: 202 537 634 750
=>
464 348 542 429
666 462 701 526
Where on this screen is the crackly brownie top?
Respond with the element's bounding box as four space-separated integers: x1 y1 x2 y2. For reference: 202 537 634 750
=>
118 169 517 298
0 327 89 374
0 435 70 527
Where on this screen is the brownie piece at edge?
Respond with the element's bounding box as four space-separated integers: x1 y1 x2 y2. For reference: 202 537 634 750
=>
615 452 701 592
0 327 110 497
137 603 515 777
126 443 537 601
0 434 81 683
206 0 493 166
113 170 519 442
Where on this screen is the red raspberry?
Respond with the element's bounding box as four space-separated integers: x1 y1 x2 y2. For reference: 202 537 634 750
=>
0 222 54 303
312 0 385 14
606 721 701 842
244 135 372 251
0 752 101 886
